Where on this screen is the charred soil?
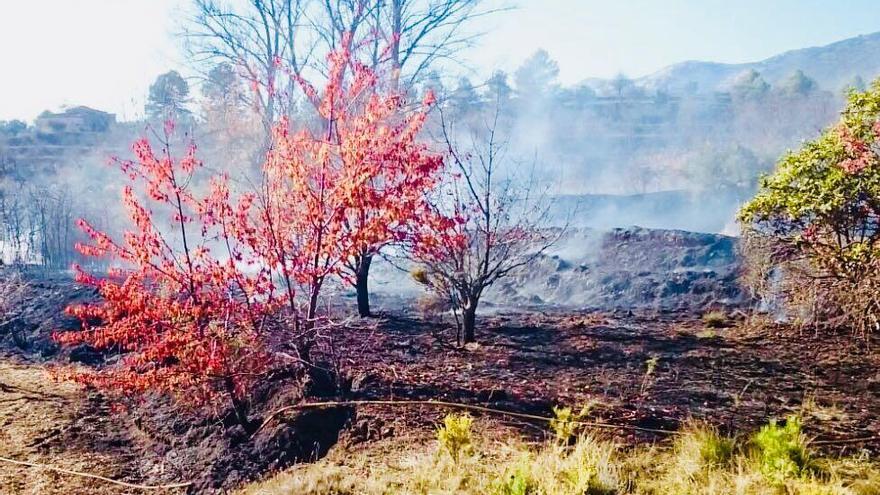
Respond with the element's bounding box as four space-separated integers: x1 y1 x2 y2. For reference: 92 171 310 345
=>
0 273 878 493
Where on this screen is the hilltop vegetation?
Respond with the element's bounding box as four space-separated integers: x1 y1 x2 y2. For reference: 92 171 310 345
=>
637 31 880 96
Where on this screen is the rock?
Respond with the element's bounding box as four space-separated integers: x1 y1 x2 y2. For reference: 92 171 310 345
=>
464 342 481 351
350 372 372 393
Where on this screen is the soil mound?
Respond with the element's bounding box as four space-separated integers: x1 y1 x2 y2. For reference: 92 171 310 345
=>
495 227 743 311
0 271 94 358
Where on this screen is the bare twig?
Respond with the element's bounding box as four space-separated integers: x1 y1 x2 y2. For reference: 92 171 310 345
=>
0 456 192 491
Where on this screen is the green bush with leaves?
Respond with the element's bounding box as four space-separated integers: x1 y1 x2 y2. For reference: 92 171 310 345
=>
751 415 813 484
739 78 880 334
437 413 475 462
494 457 535 495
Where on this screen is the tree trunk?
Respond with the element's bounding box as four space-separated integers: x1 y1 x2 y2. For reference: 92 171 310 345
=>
462 304 477 344
390 0 402 89
355 253 373 317
225 377 254 434
306 277 322 330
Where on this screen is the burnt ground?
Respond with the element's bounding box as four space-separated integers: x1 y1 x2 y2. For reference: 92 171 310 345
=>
1 273 879 493
369 227 744 313
334 310 880 451
0 274 353 494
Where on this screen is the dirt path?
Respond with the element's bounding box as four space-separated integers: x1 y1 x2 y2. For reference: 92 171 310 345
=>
0 357 154 495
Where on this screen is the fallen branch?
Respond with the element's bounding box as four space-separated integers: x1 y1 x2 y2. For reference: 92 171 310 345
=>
252 399 681 438
811 435 880 446
0 456 192 491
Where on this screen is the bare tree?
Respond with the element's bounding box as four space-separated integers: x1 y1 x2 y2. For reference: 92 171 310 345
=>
185 0 499 126
363 0 497 88
0 181 79 270
285 0 498 87
28 185 77 270
413 103 562 344
185 0 313 132
0 183 27 265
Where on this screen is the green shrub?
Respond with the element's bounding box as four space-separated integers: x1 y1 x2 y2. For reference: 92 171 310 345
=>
493 458 535 495
437 413 474 462
739 79 880 335
751 415 812 483
549 404 593 444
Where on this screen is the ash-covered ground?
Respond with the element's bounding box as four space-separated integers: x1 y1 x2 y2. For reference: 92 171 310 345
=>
499 227 742 310
366 226 744 314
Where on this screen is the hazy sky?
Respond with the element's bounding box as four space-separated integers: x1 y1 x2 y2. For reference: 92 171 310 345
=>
2 0 880 121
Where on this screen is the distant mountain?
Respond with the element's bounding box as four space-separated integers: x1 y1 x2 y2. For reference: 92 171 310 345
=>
609 32 880 95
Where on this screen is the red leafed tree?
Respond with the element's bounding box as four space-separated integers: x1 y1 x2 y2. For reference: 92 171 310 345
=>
54 126 275 430
52 44 451 426
259 43 447 319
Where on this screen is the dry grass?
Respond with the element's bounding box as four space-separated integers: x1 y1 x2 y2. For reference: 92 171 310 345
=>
239 416 880 495
0 361 134 495
701 310 729 328
800 394 849 424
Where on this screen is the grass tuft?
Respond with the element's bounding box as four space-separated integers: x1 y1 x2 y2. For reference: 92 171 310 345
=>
702 310 729 328
751 414 813 484
437 413 474 462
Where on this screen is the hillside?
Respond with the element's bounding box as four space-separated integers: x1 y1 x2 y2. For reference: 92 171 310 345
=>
635 31 880 94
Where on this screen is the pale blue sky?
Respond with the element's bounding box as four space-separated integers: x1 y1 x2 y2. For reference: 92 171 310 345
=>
473 0 880 82
2 0 880 121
